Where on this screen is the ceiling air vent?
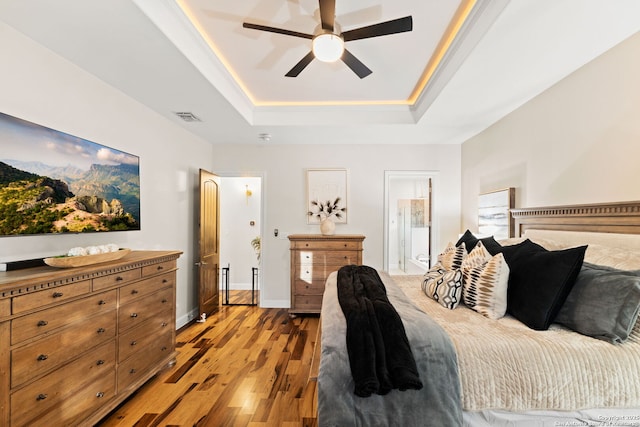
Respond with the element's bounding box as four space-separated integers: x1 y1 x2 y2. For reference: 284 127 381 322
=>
174 111 202 122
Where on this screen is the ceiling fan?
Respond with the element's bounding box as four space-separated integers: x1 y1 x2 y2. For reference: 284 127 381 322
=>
242 0 413 79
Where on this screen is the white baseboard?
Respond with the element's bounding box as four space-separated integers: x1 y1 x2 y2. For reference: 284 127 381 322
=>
176 308 199 329
259 299 289 308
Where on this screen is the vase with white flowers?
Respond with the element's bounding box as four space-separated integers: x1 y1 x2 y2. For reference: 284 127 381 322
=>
308 197 346 235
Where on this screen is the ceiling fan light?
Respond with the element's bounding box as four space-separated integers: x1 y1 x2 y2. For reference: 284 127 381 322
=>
312 33 344 62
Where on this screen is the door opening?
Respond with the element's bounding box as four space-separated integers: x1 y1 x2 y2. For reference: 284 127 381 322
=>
219 175 262 306
384 171 434 275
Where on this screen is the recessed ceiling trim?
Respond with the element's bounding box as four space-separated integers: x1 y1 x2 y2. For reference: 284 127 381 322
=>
252 104 416 126
411 0 510 122
132 0 256 124
133 0 509 126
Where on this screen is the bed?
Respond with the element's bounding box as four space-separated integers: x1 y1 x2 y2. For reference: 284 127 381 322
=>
317 201 640 426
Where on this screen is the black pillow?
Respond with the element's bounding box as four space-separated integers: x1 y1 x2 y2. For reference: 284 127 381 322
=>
455 230 502 255
498 239 547 264
506 245 587 330
555 262 640 344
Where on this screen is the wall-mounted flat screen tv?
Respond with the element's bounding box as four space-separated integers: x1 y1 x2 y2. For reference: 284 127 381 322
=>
0 111 140 236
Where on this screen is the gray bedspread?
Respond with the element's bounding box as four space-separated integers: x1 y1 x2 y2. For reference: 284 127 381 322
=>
318 270 462 427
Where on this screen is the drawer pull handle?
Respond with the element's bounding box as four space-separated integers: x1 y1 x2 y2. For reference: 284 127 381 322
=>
161 346 167 351
130 313 138 318
161 322 167 327
157 266 164 270
130 368 137 374
96 392 105 398
162 279 168 283
131 340 137 346
98 300 107 305
97 328 106 334
96 359 105 365
162 299 168 304
131 290 139 295
52 292 63 298
37 354 48 361
116 276 124 281
37 320 48 327
36 394 48 401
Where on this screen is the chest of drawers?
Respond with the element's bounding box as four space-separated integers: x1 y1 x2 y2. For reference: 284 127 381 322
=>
288 234 364 315
0 250 181 427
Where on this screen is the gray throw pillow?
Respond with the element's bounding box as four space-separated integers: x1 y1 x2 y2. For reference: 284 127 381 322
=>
555 262 640 344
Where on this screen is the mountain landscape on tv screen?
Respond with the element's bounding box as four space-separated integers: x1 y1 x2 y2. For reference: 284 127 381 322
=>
0 160 140 235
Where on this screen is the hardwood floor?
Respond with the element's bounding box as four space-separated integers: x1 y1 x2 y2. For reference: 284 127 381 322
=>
97 302 319 427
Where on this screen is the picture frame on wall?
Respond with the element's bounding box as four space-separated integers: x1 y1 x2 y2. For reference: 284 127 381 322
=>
306 168 348 224
478 187 515 239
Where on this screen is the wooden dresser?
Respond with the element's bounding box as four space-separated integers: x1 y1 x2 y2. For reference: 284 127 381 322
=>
288 234 364 315
0 250 181 427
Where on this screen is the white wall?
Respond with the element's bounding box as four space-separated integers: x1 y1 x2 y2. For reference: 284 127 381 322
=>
461 32 640 231
211 143 461 307
0 21 462 318
0 22 214 328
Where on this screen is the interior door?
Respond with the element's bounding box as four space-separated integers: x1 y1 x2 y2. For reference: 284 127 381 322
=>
198 169 220 316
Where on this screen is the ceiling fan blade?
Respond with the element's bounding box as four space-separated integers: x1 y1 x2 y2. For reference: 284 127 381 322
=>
285 51 315 77
342 16 413 42
319 0 336 31
341 49 372 79
243 22 313 39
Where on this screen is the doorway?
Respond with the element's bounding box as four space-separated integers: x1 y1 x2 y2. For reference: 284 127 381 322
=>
219 175 263 305
384 171 435 275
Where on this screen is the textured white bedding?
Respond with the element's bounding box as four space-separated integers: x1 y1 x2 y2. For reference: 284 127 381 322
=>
393 230 640 421
397 275 640 411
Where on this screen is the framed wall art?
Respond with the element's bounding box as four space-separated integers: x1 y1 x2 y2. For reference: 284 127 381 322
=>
306 168 348 224
478 187 515 239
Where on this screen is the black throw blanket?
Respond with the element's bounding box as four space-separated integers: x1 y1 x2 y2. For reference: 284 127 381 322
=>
336 265 423 397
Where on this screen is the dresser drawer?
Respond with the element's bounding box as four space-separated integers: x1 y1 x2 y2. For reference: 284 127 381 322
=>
119 272 174 306
118 286 173 332
142 260 176 277
12 280 91 315
295 264 343 283
291 240 362 250
292 295 323 311
292 278 326 296
295 250 359 266
92 268 142 292
11 290 117 345
10 340 116 427
118 311 173 362
11 309 117 388
18 370 116 427
117 330 173 392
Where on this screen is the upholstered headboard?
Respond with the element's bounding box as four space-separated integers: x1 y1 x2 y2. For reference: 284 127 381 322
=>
510 200 640 237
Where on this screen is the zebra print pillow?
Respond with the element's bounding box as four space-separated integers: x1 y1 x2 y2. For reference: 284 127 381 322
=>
437 241 466 271
462 243 510 319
